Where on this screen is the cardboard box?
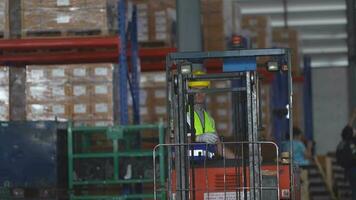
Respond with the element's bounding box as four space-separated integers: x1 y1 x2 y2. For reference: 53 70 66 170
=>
273 28 298 42
26 83 71 103
204 41 225 51
70 65 91 82
241 15 272 50
91 101 113 119
23 0 104 8
109 0 174 45
90 64 113 81
152 10 172 42
71 101 91 120
26 103 71 121
249 29 271 49
272 28 301 74
92 83 113 100
22 3 108 37
242 15 270 30
201 0 241 51
71 83 91 101
26 66 50 83
0 101 9 121
47 66 70 81
201 0 224 13
92 120 114 127
0 0 8 37
26 65 69 83
0 67 9 85
73 120 93 127
26 64 114 123
26 84 52 102
0 81 9 121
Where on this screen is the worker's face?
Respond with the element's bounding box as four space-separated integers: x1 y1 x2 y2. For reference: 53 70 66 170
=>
194 87 206 104
195 92 206 104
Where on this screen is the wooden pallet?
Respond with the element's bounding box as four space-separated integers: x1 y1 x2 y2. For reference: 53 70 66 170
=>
22 29 109 38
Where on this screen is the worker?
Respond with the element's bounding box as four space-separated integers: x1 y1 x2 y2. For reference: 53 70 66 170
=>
187 70 235 159
336 108 356 200
282 127 312 166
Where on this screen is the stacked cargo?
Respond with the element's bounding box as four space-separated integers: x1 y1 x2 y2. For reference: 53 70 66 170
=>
259 82 272 140
0 67 9 121
208 82 232 137
241 15 272 49
272 28 301 75
201 0 241 51
26 64 114 126
129 0 175 46
20 0 176 45
0 0 7 38
71 64 114 126
133 72 167 123
22 0 108 37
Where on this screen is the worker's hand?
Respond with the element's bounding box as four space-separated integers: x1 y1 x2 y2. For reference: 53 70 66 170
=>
196 133 219 144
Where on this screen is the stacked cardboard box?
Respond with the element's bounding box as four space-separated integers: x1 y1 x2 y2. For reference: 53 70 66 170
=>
26 64 114 126
107 0 175 45
272 28 301 75
259 82 272 139
0 67 9 121
0 0 7 38
129 0 175 45
208 81 232 137
241 15 272 49
130 72 166 123
22 0 108 37
201 0 241 51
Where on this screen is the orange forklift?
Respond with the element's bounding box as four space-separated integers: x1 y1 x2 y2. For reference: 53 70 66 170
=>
153 49 300 200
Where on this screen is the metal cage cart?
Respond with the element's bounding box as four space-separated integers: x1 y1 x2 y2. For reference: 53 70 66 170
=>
67 122 166 200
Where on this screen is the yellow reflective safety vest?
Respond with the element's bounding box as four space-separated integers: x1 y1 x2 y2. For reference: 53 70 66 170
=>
189 110 216 136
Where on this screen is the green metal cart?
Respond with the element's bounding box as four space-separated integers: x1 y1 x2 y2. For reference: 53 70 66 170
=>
67 122 166 200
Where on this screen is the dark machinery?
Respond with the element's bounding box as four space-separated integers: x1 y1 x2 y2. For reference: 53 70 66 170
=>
0 121 67 199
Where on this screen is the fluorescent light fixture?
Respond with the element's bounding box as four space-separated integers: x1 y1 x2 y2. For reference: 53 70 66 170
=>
300 33 347 40
272 18 346 27
240 3 345 14
302 46 348 54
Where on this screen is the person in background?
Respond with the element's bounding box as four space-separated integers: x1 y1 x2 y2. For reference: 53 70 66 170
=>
282 127 312 166
336 109 356 200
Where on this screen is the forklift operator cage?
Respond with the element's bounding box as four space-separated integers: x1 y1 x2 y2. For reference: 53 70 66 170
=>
155 49 297 200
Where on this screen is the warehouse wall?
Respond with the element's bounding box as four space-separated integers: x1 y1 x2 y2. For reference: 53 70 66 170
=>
312 67 349 154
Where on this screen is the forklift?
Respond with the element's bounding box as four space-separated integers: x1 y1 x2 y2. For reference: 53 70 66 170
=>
153 49 300 200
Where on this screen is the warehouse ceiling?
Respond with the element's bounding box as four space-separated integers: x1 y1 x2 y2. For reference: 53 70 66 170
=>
238 0 348 68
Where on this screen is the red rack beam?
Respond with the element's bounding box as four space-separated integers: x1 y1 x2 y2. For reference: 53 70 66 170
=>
0 51 173 72
0 37 119 50
0 36 176 58
0 36 302 81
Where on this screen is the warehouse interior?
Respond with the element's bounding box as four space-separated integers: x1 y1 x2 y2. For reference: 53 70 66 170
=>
0 0 355 200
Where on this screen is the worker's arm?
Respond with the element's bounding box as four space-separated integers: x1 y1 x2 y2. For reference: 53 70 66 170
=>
216 137 236 159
